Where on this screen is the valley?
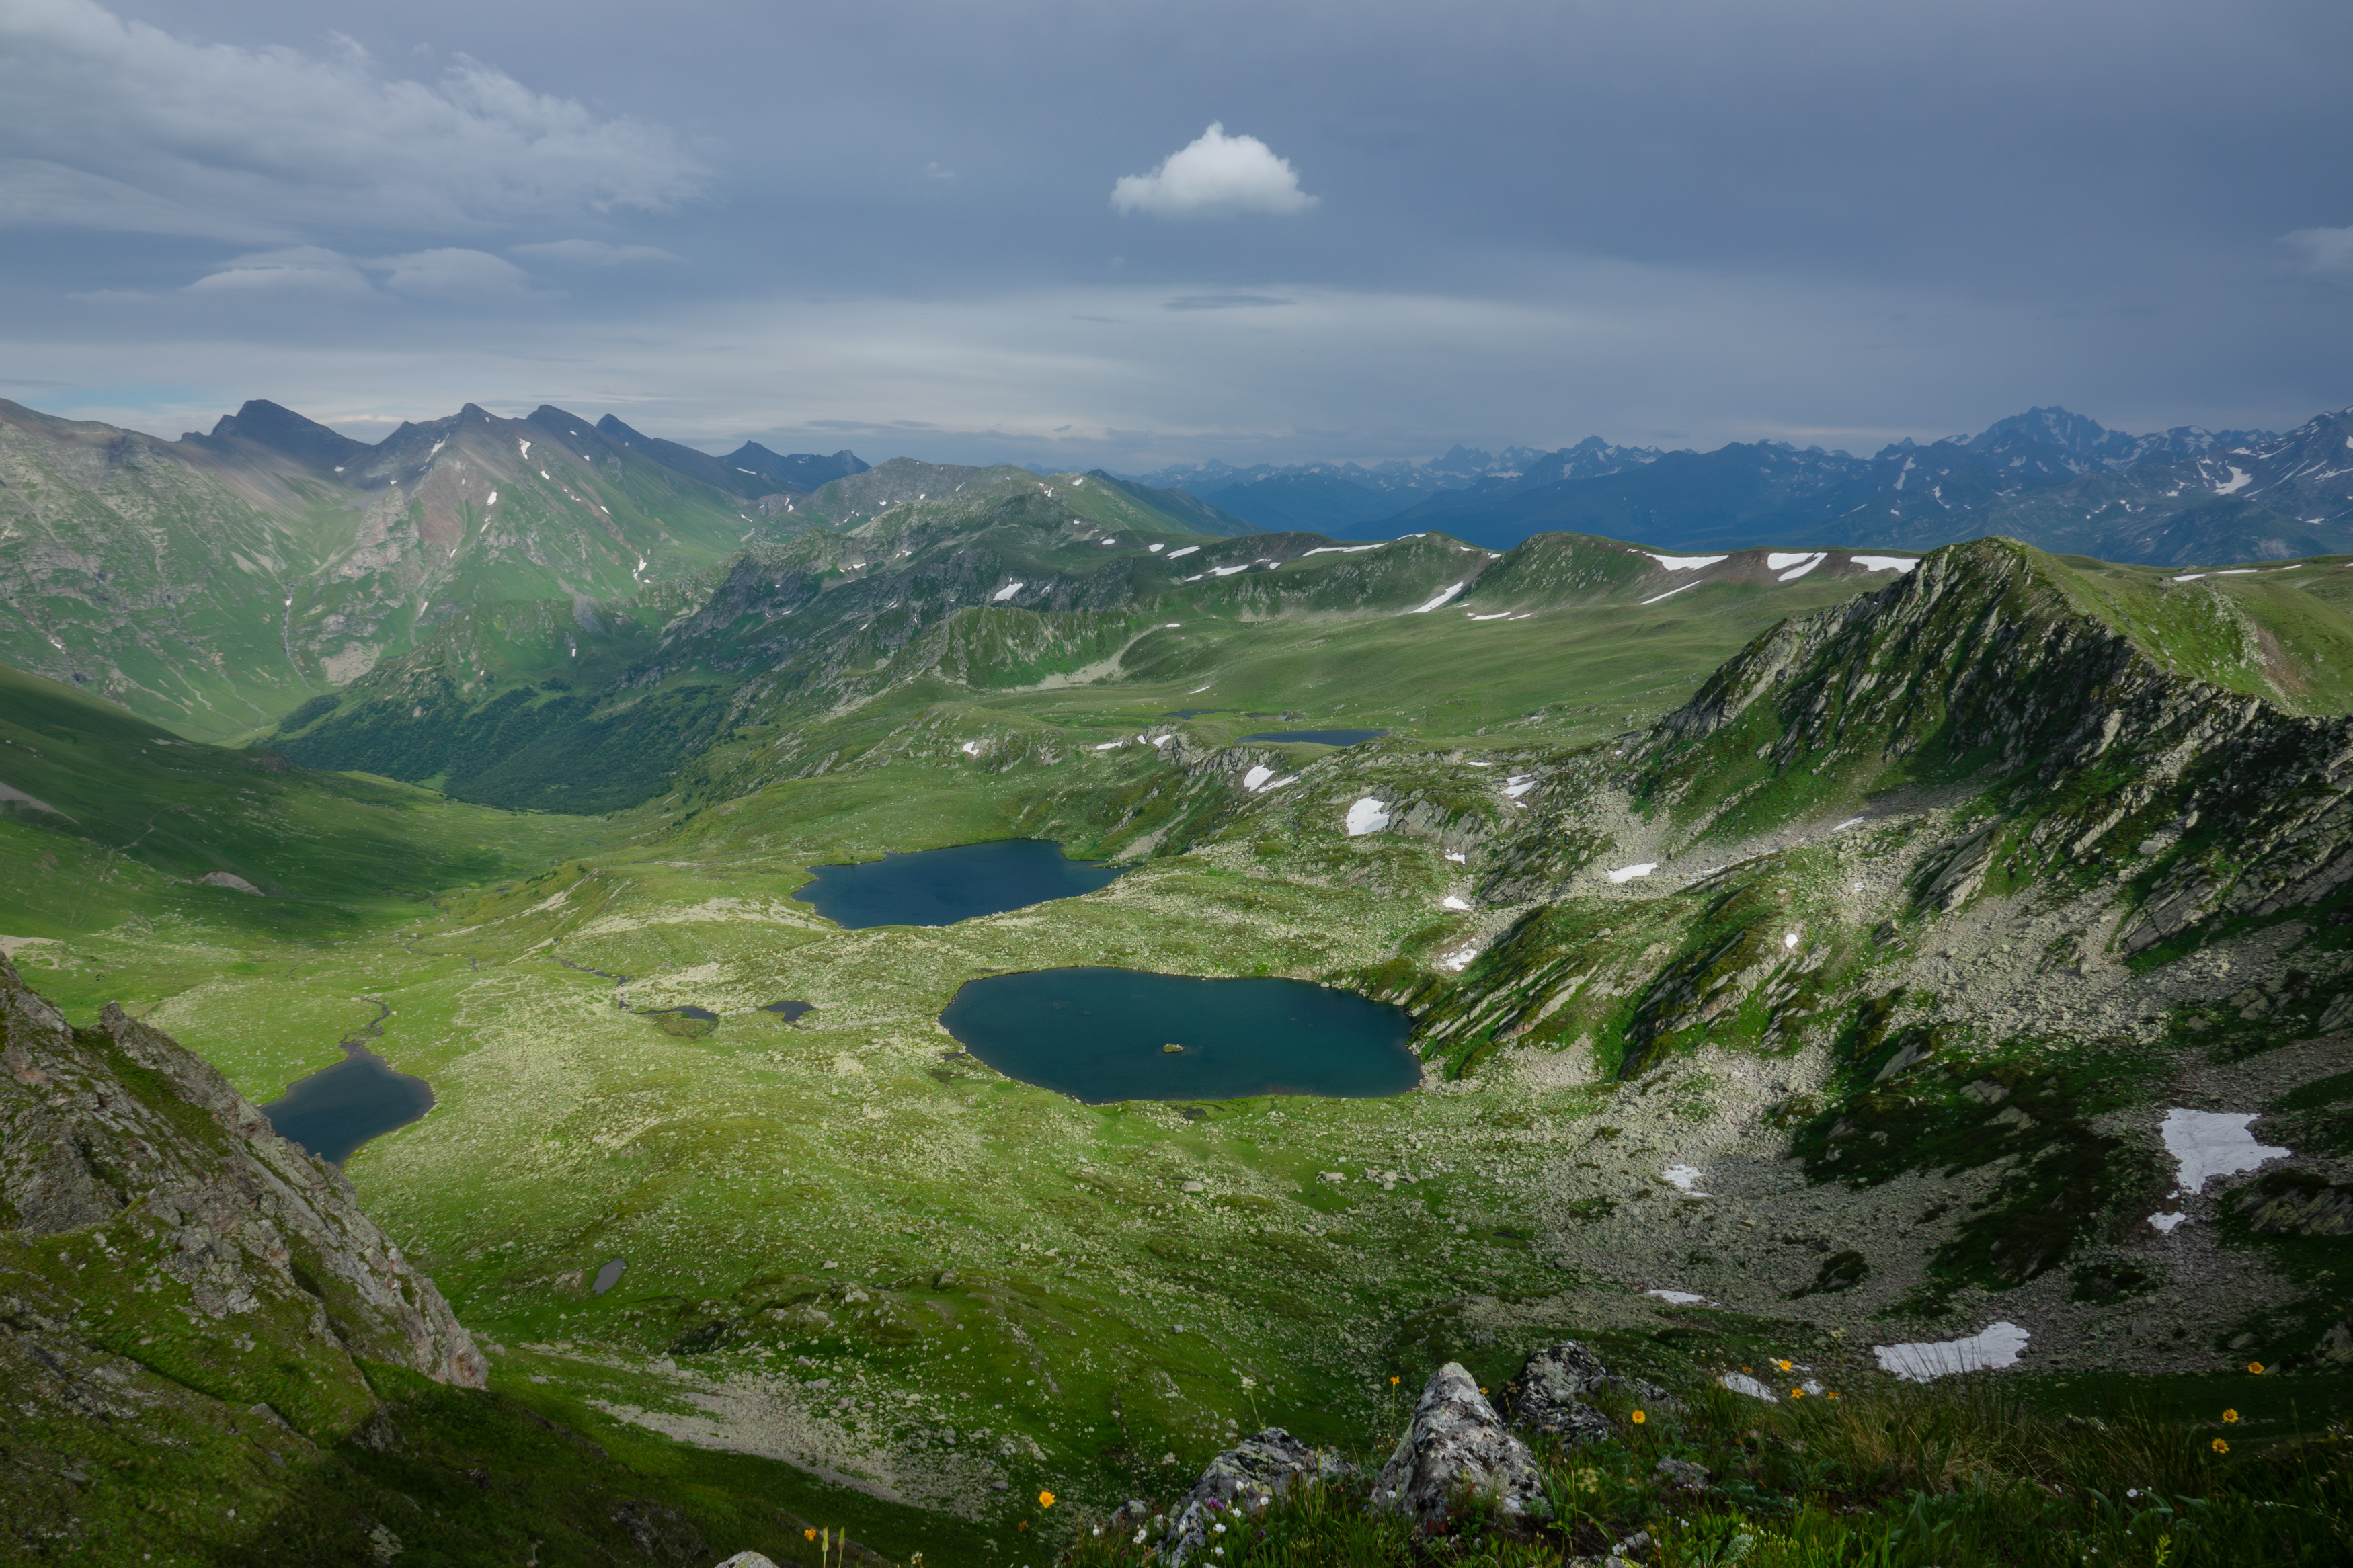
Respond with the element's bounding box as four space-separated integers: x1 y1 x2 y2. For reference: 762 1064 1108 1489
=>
5 403 2352 1566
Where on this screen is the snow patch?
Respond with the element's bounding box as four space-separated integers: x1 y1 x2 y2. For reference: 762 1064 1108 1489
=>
518 438 531 458
1849 556 1918 573
1441 895 1472 911
992 581 1025 602
1607 863 1658 883
2212 466 2252 495
1435 942 1481 973
485 490 498 506
1775 552 1827 581
1640 582 1701 606
1720 1373 1781 1402
1345 797 1391 836
1661 1165 1707 1193
1407 581 1467 613
959 740 982 757
2160 1109 2288 1194
1648 1289 1707 1306
1148 542 1164 552
2148 1212 2187 1234
1242 765 1275 792
1445 851 1467 863
1874 1323 2030 1382
1302 543 1384 556
1466 610 1515 620
1166 546 1200 559
1642 552 1729 571
1832 816 1868 831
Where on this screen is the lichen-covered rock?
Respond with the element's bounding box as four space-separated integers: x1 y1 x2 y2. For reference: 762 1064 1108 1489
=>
1374 1362 1543 1522
1501 1342 1617 1445
0 956 485 1405
1502 1342 1666 1446
1160 1427 1348 1565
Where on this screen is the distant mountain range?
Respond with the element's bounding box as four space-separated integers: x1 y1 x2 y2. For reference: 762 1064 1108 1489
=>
1131 406 2353 567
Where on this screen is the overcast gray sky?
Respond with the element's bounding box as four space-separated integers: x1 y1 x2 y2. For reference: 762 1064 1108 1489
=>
4 0 2350 468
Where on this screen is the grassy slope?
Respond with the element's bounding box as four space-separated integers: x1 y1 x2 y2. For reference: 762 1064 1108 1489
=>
10 538 2353 1565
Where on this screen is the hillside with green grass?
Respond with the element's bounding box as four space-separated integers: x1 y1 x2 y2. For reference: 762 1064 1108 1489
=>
7 522 2353 1567
0 398 903 746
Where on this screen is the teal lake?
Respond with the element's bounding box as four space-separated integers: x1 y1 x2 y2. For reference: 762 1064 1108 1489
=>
939 966 1421 1103
793 839 1124 928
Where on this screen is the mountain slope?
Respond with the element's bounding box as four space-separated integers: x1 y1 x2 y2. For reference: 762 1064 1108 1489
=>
0 397 868 743
0 956 914 1566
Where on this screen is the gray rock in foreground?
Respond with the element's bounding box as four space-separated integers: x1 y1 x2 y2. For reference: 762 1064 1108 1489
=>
1160 1426 1349 1566
1375 1362 1543 1522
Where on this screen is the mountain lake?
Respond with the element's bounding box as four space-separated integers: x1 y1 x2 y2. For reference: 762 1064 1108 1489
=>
262 1046 434 1165
793 838 1125 928
1238 727 1390 745
937 966 1421 1102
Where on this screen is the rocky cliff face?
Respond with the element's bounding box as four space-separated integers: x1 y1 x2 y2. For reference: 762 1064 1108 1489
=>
1 955 484 1413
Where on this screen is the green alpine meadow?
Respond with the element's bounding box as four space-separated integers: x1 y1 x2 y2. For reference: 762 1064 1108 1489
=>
4 388 2350 1567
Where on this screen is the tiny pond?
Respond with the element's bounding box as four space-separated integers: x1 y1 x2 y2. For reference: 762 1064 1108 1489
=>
794 839 1124 929
938 966 1420 1103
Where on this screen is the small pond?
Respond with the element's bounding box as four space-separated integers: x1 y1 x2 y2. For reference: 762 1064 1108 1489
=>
938 966 1420 1103
1239 727 1389 746
262 1047 434 1165
794 839 1125 929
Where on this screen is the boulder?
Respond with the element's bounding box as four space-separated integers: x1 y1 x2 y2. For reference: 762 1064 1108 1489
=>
1160 1427 1348 1566
1374 1362 1543 1523
1503 1341 1665 1444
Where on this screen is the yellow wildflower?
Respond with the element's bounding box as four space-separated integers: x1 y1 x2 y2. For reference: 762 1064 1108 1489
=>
1040 1491 1056 1509
2223 1409 2239 1424
1631 1410 1646 1425
2212 1438 2229 1454
2248 1361 2265 1375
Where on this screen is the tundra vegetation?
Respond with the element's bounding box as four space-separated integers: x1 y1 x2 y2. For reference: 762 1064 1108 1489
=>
3 421 2350 1565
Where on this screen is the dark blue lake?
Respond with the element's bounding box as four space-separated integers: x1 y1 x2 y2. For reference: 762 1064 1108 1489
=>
794 839 1125 929
1239 728 1389 746
262 1047 434 1166
938 967 1421 1103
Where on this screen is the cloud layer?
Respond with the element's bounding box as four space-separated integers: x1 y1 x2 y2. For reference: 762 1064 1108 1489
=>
1113 123 1317 219
0 0 704 239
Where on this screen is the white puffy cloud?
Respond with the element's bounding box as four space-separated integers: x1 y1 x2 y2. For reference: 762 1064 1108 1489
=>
0 0 705 238
2282 226 2353 280
508 239 682 265
1111 123 1317 219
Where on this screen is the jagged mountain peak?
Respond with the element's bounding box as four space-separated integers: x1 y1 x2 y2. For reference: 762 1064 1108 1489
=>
196 398 372 474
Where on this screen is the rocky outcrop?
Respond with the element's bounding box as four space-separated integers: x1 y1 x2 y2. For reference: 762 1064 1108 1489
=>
1160 1427 1349 1566
1375 1362 1543 1523
1501 1342 1657 1446
0 956 484 1407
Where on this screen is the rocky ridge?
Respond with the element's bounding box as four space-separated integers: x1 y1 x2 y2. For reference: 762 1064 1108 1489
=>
2 954 484 1415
